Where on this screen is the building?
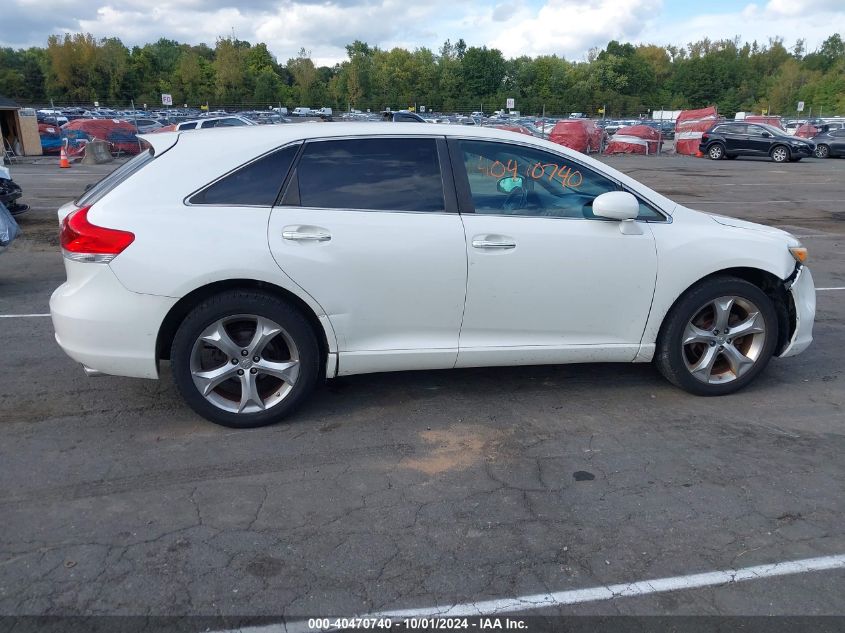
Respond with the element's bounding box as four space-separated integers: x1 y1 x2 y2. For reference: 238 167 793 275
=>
0 95 42 158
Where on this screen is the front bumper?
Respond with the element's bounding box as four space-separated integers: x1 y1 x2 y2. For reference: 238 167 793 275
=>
778 265 815 358
50 260 178 379
790 143 814 157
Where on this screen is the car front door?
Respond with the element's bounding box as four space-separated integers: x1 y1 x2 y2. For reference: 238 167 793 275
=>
267 136 467 375
830 130 845 156
450 138 659 368
745 125 774 155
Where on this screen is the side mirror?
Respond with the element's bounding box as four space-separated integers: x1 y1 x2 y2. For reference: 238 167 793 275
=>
761 131 772 138
497 176 524 193
592 191 640 221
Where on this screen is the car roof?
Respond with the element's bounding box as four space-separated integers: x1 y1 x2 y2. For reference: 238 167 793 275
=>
142 122 678 214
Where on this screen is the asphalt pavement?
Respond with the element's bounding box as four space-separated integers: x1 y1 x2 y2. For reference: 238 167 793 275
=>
0 152 843 622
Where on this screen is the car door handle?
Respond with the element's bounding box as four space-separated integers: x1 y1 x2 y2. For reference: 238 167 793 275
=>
472 239 516 249
282 229 331 242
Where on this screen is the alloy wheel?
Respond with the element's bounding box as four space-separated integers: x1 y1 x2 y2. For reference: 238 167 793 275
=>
708 145 723 160
771 146 788 162
189 314 300 414
814 145 829 159
682 296 767 385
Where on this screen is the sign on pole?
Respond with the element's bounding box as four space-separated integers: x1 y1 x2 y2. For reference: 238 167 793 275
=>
506 98 515 110
161 93 173 106
420 105 426 113
796 101 805 112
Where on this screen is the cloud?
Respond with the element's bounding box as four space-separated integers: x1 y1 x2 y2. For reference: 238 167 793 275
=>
483 0 663 59
0 0 842 65
638 2 845 52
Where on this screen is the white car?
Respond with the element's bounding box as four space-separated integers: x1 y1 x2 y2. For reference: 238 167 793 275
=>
173 115 257 131
51 124 816 428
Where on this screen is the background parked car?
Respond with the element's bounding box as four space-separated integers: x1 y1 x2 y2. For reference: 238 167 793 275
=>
811 128 845 158
700 121 815 162
382 110 426 122
549 119 605 153
171 115 257 131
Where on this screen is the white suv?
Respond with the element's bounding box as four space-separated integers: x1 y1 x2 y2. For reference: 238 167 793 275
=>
51 124 815 427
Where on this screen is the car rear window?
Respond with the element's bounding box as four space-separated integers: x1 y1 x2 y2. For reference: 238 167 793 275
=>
189 144 299 206
75 148 156 206
290 137 444 212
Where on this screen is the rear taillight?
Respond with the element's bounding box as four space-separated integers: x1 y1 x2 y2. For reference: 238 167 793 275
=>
60 206 135 263
701 133 709 141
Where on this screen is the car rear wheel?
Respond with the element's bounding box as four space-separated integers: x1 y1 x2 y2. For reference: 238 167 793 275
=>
770 145 790 163
171 290 320 428
814 144 830 159
707 144 725 160
654 277 778 396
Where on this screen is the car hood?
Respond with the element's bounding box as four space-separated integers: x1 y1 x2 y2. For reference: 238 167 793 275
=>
708 213 799 244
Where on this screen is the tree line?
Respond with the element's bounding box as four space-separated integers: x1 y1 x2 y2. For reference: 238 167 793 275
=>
1 32 843 117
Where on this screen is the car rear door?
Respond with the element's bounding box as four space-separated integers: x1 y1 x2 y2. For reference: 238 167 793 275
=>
449 138 658 368
267 135 468 375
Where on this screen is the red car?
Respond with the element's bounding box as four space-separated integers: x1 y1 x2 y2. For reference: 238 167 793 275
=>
549 120 605 153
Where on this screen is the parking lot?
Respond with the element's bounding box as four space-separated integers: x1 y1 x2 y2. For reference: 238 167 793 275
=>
1 153 844 624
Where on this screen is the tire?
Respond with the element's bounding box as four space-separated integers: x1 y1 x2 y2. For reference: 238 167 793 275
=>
654 277 778 396
171 290 320 428
814 144 830 159
770 145 790 163
707 144 725 160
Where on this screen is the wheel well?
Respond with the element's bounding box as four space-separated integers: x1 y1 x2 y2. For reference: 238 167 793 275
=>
662 267 794 355
156 279 330 366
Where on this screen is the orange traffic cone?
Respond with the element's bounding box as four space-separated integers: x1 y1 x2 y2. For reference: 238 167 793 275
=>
59 142 71 169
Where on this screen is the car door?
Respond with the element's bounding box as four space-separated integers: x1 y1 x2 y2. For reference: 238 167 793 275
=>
450 138 659 368
830 130 845 156
745 125 774 155
719 124 746 154
267 136 467 375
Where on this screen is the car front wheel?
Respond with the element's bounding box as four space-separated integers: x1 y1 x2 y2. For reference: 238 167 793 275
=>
814 144 830 159
770 145 790 163
171 290 320 428
654 277 778 396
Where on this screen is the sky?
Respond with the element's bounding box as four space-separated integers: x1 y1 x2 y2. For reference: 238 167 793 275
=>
1 0 843 66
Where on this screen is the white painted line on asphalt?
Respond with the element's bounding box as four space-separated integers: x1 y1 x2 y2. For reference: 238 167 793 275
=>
817 287 845 291
211 554 845 633
0 313 50 318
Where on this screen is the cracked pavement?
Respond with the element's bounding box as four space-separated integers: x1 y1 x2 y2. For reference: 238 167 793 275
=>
0 155 843 617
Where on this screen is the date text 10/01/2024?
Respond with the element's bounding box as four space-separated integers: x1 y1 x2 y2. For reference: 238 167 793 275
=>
307 617 529 629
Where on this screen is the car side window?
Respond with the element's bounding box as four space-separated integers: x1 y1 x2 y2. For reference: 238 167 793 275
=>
289 137 445 212
179 122 198 130
456 139 661 220
200 120 218 129
747 125 767 136
189 144 299 206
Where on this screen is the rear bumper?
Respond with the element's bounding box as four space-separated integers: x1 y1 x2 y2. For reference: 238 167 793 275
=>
50 260 177 378
779 265 815 358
